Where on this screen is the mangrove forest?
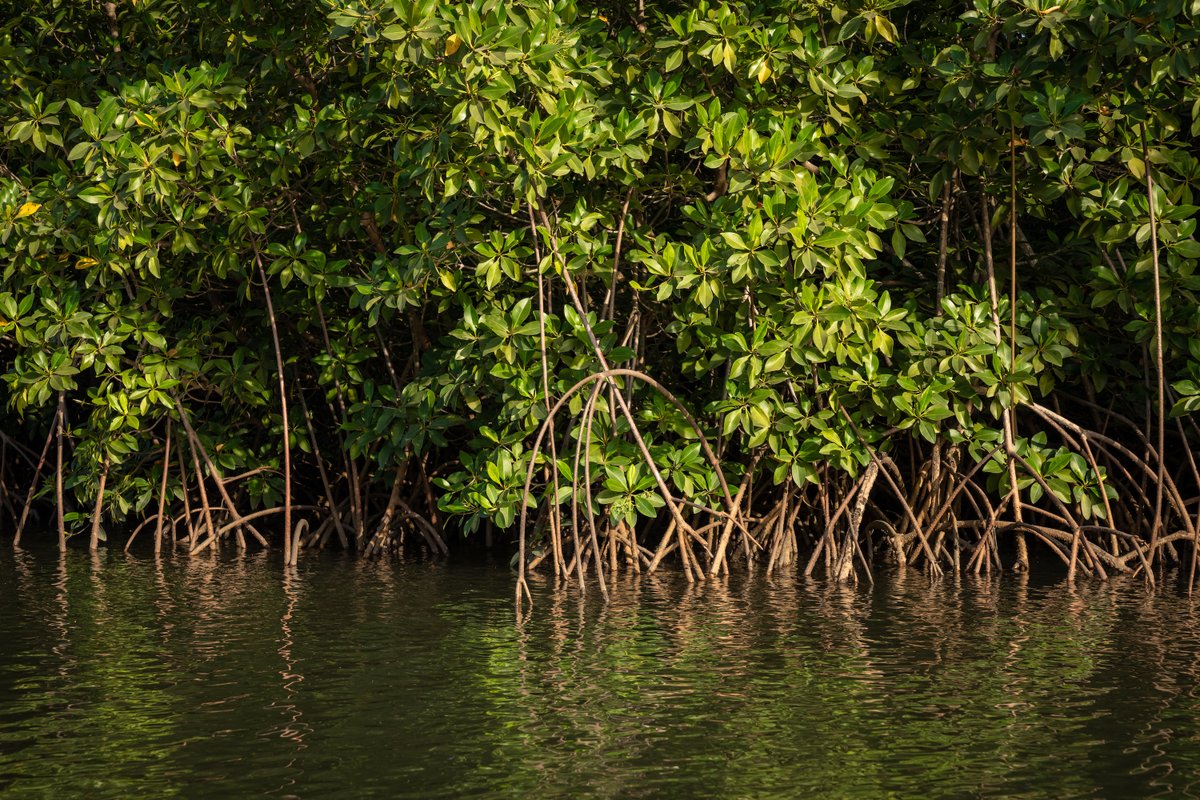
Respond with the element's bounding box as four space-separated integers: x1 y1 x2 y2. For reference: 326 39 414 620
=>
4 0 1200 599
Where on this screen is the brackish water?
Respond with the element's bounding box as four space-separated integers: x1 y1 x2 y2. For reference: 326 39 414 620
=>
3 548 1200 798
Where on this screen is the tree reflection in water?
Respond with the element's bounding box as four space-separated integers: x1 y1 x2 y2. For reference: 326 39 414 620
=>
2 550 1200 798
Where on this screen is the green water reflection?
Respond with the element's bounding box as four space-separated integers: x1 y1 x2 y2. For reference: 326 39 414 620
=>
2 548 1200 798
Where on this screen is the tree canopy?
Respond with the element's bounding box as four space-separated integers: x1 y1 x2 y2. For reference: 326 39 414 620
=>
3 0 1200 584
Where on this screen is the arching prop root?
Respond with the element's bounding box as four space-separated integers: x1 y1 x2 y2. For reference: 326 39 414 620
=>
516 368 744 607
514 366 1200 606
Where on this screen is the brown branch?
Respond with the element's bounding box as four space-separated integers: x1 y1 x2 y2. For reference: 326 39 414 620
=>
1140 123 1167 568
255 250 294 565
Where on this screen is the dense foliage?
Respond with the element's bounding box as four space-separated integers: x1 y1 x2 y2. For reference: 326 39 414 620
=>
3 0 1200 587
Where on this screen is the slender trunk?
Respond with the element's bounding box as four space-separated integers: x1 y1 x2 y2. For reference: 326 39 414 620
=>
981 187 1028 570
836 462 878 582
178 446 195 547
89 456 110 552
1008 132 1028 572
1009 129 1019 388
153 421 172 555
255 254 292 566
1140 124 1166 570
185 430 217 551
529 203 566 577
603 187 635 321
55 392 66 551
936 172 954 306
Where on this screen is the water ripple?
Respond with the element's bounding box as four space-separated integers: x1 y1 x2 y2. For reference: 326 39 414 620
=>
2 549 1200 798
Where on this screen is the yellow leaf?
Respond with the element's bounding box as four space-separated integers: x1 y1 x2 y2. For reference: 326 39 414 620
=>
75 257 98 270
756 62 772 84
15 202 41 219
875 16 897 44
445 33 462 57
172 152 183 167
722 43 736 72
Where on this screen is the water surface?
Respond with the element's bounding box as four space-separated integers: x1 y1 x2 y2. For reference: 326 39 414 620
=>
2 547 1200 798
